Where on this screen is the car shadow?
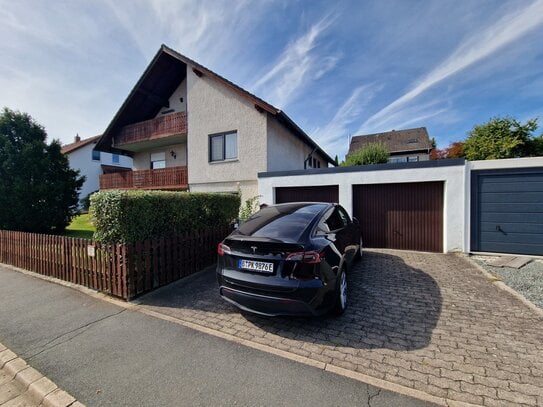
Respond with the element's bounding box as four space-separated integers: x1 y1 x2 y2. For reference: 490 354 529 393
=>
139 250 442 351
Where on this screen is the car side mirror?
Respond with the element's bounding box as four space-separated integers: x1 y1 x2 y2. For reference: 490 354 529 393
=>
352 217 359 225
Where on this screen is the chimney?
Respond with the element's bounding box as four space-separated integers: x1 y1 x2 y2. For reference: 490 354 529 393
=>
75 133 81 143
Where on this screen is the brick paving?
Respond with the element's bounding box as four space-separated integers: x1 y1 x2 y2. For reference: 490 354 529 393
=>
141 250 543 407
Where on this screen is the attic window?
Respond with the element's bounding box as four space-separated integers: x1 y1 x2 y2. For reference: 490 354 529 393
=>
407 138 418 143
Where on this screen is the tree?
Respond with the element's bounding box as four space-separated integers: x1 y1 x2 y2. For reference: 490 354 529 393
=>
431 141 465 160
342 143 389 166
463 116 541 160
0 108 84 233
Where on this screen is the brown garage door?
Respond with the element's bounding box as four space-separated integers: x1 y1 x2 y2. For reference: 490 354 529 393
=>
353 182 443 252
275 185 339 204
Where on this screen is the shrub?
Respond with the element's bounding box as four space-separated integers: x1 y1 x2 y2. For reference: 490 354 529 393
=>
90 190 240 243
342 143 390 166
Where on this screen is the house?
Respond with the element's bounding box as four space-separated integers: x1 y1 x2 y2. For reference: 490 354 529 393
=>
94 45 334 202
348 127 433 163
61 135 132 207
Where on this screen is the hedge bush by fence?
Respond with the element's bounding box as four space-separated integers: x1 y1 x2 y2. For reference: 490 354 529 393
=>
90 190 240 243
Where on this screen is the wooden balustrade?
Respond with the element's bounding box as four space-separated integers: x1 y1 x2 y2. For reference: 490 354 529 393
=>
114 111 187 146
100 166 188 190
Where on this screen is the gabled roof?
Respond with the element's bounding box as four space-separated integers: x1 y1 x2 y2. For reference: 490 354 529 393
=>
61 135 100 155
348 127 432 155
95 45 335 165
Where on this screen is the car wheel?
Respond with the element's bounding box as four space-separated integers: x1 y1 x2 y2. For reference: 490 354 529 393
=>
332 268 347 315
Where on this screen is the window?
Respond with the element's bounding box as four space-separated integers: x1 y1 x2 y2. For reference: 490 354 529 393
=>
209 131 237 162
325 207 348 231
407 156 419 162
112 153 120 164
150 152 166 169
92 150 100 161
389 157 407 163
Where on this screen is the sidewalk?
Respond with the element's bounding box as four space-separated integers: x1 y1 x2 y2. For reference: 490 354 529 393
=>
0 342 82 407
0 265 431 407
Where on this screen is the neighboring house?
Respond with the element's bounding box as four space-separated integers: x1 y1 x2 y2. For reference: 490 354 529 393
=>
94 44 334 202
348 127 433 163
61 135 132 207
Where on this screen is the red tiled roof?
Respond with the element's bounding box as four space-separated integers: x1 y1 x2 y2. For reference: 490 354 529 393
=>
61 135 101 155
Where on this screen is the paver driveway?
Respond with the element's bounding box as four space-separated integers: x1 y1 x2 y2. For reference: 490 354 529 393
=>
141 250 543 407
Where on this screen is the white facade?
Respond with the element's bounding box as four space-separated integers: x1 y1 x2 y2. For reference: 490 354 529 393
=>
66 142 132 206
258 157 543 253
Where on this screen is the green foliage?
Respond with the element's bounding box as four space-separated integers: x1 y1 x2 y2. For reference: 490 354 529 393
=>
90 190 240 243
80 190 97 212
0 107 84 233
342 142 390 166
239 195 261 221
464 116 541 160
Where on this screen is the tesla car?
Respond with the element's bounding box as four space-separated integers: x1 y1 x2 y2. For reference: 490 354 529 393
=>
216 202 362 317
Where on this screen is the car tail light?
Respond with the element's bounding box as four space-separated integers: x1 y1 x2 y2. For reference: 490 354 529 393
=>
217 243 231 256
285 251 324 264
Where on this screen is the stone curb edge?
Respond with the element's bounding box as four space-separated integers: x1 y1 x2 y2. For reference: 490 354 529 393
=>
462 254 543 319
0 343 85 407
2 264 482 407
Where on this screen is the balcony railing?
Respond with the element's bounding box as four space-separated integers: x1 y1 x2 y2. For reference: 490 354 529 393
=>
114 111 187 146
100 166 188 190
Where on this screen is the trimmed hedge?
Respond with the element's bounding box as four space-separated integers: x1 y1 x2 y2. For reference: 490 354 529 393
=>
90 190 240 243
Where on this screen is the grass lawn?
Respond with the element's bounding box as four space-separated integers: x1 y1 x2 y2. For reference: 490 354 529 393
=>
64 213 95 239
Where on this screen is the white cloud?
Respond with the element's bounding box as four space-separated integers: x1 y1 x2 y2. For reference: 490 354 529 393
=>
359 0 543 132
312 84 380 155
250 13 339 108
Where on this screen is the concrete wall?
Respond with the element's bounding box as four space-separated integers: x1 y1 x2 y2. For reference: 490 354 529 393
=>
132 143 187 170
266 117 327 171
185 68 268 201
66 142 132 206
259 157 543 253
258 162 466 253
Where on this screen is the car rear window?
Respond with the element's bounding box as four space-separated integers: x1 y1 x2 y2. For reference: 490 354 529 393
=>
237 203 327 241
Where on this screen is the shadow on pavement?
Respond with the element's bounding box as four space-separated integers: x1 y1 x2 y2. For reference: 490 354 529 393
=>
139 250 442 351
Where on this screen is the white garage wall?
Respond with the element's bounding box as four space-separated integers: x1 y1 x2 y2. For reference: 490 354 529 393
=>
258 161 467 253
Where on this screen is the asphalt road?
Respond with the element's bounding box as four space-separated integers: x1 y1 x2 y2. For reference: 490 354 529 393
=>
0 265 434 407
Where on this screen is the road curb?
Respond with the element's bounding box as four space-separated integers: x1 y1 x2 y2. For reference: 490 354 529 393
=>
463 254 543 319
0 341 84 407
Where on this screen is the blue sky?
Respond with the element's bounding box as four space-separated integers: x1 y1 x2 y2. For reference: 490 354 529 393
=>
1 0 542 160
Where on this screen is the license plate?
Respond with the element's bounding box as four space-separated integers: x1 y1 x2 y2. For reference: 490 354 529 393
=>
238 259 273 273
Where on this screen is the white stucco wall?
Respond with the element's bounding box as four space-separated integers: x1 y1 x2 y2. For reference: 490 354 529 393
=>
132 143 187 170
156 79 187 116
66 142 132 206
266 117 327 171
258 163 466 253
185 68 268 201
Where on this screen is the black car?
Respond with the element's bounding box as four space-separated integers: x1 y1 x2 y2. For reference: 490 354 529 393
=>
216 202 362 317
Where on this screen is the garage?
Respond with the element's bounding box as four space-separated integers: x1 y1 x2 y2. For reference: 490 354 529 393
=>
275 185 339 204
471 168 543 256
352 182 444 252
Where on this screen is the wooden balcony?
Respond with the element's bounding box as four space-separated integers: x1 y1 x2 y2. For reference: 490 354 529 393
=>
114 111 187 146
100 166 188 190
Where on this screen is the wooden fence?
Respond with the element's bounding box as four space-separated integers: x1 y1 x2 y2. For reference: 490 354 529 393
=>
0 226 230 300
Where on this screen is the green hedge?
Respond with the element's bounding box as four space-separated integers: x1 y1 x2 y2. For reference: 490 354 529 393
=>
90 190 240 243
